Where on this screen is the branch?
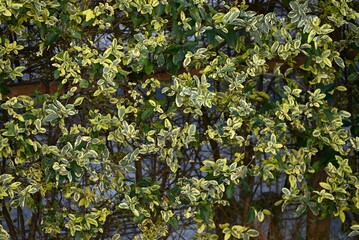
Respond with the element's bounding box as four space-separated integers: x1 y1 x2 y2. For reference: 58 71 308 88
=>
28 192 41 240
2 201 18 240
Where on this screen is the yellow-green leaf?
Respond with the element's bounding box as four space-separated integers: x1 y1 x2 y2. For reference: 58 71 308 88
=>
83 9 96 22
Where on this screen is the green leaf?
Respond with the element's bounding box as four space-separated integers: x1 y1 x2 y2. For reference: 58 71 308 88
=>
183 57 191 67
312 130 321 137
263 209 271 215
141 108 153 121
225 183 235 199
169 217 179 230
247 229 259 237
161 210 169 222
312 17 320 27
43 113 59 122
118 105 126 119
308 29 316 43
173 49 185 64
295 204 306 216
164 118 172 129
223 9 239 24
200 204 211 224
322 57 332 67
143 59 154 75
334 56 345 68
224 233 231 240
275 200 283 206
336 86 347 91
348 231 359 238
247 207 255 224
319 182 332 191
112 234 121 240
222 28 237 49
73 97 85 106
45 31 60 45
257 211 265 222
339 211 345 222
119 203 129 209
289 1 299 11
79 79 89 88
282 188 290 196
340 110 351 118
3 9 12 17
320 24 334 34
28 185 39 194
188 124 196 136
14 66 26 73
189 8 201 21
175 95 183 107
270 134 276 143
293 39 301 49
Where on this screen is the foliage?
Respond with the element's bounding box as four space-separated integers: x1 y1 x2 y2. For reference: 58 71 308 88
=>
0 0 359 239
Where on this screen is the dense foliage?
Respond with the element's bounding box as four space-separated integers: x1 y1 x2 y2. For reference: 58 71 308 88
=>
0 0 359 239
